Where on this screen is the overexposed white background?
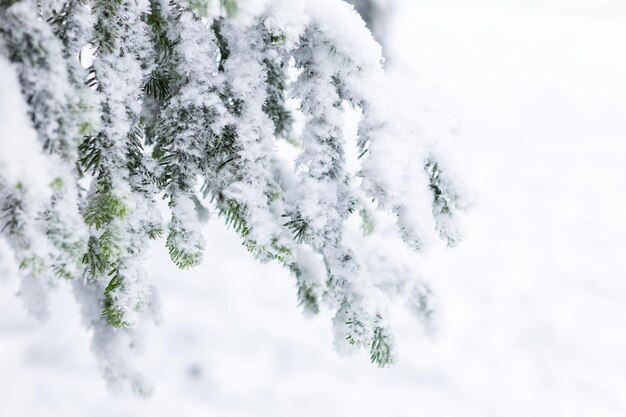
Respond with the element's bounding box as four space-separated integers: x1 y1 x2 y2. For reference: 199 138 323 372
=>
1 0 626 415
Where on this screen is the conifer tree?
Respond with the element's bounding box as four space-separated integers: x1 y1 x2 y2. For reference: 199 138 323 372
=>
0 0 467 393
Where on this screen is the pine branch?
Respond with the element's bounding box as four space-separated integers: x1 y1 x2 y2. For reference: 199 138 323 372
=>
0 0 469 389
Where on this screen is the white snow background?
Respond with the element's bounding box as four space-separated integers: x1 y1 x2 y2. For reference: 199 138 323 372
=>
2 0 626 415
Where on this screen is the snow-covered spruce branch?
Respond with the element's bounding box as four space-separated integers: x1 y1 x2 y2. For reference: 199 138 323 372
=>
0 0 467 392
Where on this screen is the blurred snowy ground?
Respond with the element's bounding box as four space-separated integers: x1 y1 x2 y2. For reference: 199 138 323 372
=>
2 0 626 415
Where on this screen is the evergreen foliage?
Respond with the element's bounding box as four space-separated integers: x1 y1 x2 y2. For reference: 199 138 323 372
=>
0 0 467 392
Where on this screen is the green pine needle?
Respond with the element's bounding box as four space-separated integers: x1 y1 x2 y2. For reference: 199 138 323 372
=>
283 214 309 244
370 326 394 367
102 270 131 328
84 192 127 230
